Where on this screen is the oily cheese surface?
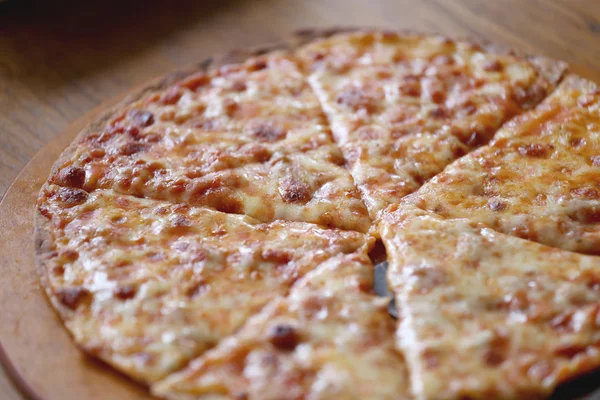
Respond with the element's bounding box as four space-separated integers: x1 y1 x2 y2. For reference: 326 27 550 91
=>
297 30 566 217
154 253 410 400
47 51 371 232
403 75 600 254
34 27 600 400
37 183 370 384
380 204 600 400
378 75 600 399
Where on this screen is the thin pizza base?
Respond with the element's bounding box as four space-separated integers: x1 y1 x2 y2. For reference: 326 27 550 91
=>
402 74 600 254
33 27 600 400
47 43 372 232
380 204 600 399
296 29 566 218
36 184 371 384
153 252 410 400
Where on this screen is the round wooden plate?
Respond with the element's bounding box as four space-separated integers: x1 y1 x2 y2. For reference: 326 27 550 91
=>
1 62 600 400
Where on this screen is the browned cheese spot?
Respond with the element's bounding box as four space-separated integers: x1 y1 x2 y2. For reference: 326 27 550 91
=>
59 249 79 262
59 166 86 189
160 87 183 105
261 249 293 264
554 343 590 359
248 123 286 142
186 281 209 297
518 143 554 158
57 287 91 310
429 106 450 119
181 73 210 91
482 59 504 72
571 187 600 200
58 187 89 207
231 81 247 92
114 285 137 300
268 324 299 351
279 177 312 204
121 142 149 156
249 59 268 72
482 331 509 367
129 110 155 128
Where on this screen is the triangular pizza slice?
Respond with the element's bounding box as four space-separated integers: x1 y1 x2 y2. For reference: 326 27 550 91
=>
49 51 370 231
153 252 410 400
36 184 370 383
297 30 567 217
403 75 600 254
380 204 600 399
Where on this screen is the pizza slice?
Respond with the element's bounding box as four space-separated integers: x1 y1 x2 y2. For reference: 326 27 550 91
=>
297 30 567 217
380 204 600 400
153 252 410 400
49 51 371 232
403 75 600 254
150 51 328 136
36 184 371 384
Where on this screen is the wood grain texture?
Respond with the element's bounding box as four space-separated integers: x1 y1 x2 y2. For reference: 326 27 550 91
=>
1 0 600 398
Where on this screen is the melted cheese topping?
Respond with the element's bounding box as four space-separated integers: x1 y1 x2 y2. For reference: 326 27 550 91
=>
380 204 600 400
297 31 565 217
50 52 370 232
404 75 600 254
38 184 370 383
37 30 600 399
153 253 410 400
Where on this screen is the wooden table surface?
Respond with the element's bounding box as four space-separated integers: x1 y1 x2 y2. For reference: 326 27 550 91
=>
1 0 599 398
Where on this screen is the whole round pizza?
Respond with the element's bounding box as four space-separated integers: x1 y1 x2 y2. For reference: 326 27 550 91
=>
35 28 600 399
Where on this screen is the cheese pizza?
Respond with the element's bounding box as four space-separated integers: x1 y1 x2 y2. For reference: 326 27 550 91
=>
402 75 600 254
379 73 600 399
34 27 600 400
49 51 371 232
380 204 600 400
153 252 410 400
37 184 370 383
297 30 566 217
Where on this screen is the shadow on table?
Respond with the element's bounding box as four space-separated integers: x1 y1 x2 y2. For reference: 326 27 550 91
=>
0 0 269 94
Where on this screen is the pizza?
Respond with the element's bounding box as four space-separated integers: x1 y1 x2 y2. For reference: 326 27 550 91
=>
296 30 566 217
379 75 600 399
380 204 600 400
153 252 410 400
49 51 371 232
37 183 370 383
34 27 600 399
402 75 600 254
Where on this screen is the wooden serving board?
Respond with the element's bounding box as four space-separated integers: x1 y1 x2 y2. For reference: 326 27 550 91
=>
1 63 600 400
